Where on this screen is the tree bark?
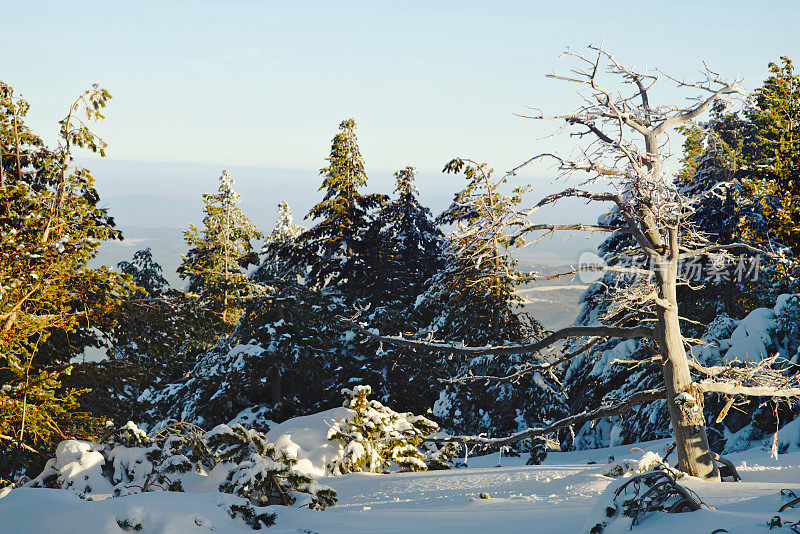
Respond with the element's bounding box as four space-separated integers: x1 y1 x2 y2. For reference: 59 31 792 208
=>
655 258 719 481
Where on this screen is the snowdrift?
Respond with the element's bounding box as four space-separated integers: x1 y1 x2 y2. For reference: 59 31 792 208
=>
4 438 800 533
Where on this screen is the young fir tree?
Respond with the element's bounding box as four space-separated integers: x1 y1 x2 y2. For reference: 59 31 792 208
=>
297 118 386 305
326 385 439 474
422 159 534 344
251 201 304 286
118 248 168 295
0 82 128 480
179 170 263 328
417 158 566 443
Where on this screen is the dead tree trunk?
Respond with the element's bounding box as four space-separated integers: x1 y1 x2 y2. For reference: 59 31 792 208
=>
655 257 719 480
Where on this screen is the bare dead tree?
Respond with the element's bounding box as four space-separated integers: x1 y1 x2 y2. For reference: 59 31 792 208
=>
345 44 800 481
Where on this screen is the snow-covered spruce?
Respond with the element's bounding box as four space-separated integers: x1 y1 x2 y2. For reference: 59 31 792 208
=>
26 421 336 530
140 282 371 430
326 385 439 474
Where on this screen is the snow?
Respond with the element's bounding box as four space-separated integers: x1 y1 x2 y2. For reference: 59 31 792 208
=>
727 307 776 362
777 416 800 453
264 407 353 477
5 437 800 533
35 440 114 494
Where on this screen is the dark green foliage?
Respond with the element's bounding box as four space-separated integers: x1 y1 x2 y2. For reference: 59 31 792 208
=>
251 201 304 286
62 249 223 428
206 423 337 510
116 518 144 531
373 166 443 328
144 281 379 427
740 57 800 252
110 249 221 383
150 124 450 429
422 158 534 344
29 420 334 529
525 437 548 466
118 248 168 295
226 503 276 530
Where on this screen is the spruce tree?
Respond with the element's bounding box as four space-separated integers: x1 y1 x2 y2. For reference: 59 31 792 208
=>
118 248 168 296
297 119 386 304
107 249 219 383
422 159 533 344
375 166 443 329
251 201 304 286
178 170 263 327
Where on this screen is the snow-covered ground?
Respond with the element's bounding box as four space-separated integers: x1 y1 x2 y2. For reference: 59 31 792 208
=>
3 438 800 533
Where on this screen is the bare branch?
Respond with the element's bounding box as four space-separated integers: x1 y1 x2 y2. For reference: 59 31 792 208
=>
343 318 655 357
696 381 800 399
516 264 655 283
512 223 632 236
679 242 781 261
425 388 666 448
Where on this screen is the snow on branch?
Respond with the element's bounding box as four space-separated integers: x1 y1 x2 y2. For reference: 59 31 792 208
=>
678 242 783 261
342 317 655 357
424 388 666 448
689 354 800 399
516 264 655 283
696 381 800 398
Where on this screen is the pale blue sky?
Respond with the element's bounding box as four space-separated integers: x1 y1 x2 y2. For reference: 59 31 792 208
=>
3 1 799 216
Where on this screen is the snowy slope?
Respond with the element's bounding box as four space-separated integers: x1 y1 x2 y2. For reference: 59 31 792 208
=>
4 439 800 533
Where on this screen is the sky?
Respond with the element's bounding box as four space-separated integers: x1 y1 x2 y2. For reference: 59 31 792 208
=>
3 1 799 229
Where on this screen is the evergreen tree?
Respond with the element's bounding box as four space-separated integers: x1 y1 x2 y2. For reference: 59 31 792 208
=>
0 82 127 480
107 249 219 382
118 248 168 296
178 170 263 327
251 201 304 286
374 166 443 329
422 158 532 344
741 57 800 252
142 280 380 430
418 158 566 442
297 119 386 304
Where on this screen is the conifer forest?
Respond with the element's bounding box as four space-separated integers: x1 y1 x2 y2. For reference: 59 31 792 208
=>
2 4 800 533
